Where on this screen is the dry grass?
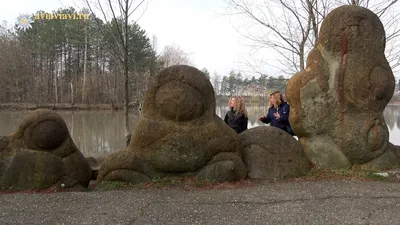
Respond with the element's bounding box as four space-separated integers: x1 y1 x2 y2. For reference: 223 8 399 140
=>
284 164 399 183
3 165 399 194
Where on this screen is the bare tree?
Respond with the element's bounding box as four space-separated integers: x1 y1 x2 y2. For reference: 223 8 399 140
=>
227 0 329 75
84 0 147 141
227 0 400 75
82 20 88 103
159 44 193 68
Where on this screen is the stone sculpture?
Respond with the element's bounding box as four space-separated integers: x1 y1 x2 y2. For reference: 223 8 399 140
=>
0 109 92 190
286 5 400 169
240 126 309 179
97 65 247 184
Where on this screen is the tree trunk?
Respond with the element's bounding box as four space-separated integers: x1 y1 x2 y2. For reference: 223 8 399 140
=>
40 53 43 101
82 22 88 104
123 0 131 139
54 61 58 104
70 81 74 106
68 40 73 104
113 60 117 104
96 44 100 103
299 46 305 71
60 48 63 103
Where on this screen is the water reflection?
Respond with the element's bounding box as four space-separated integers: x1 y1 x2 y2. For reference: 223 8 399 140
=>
0 110 139 157
0 104 399 157
59 111 140 156
384 105 400 130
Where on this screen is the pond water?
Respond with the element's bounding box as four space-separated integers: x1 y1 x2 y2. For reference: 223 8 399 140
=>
0 104 399 157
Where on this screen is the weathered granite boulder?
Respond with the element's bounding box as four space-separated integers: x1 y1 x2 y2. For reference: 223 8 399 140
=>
86 156 106 180
240 126 309 179
286 5 400 169
97 65 247 184
0 109 92 190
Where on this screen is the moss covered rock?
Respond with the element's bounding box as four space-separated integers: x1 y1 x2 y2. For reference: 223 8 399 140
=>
0 109 92 191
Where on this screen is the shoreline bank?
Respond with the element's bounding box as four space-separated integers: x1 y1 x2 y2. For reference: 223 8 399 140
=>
0 99 399 111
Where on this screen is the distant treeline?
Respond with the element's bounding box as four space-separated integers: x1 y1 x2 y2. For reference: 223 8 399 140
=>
212 71 289 97
0 7 162 106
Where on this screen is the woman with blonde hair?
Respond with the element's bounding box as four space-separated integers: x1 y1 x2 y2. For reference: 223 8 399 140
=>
224 95 248 134
259 91 294 135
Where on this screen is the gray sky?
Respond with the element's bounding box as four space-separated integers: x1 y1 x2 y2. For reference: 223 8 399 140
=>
1 0 265 78
1 0 399 80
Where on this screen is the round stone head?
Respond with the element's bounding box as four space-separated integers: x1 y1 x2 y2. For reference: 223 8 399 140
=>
142 65 216 122
0 109 92 191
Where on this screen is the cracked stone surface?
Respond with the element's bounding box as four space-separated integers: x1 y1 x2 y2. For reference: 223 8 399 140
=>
1 180 400 224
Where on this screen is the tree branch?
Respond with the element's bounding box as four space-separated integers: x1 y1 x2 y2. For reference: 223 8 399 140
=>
279 0 306 39
377 0 398 17
108 0 125 47
230 0 300 54
129 0 146 18
84 0 123 63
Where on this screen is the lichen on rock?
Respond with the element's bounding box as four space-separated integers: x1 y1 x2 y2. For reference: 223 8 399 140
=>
97 65 247 184
286 5 399 169
0 109 92 191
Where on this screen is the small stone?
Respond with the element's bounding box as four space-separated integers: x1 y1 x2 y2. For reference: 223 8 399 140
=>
373 172 389 177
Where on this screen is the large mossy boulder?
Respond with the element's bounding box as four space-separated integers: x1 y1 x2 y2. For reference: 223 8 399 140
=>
97 65 247 184
0 109 92 191
285 5 400 169
240 126 310 179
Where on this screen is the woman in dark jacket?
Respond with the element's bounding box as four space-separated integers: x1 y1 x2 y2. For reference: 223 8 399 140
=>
224 96 248 134
259 91 295 136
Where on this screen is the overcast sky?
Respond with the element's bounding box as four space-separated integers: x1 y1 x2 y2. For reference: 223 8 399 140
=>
1 0 399 80
1 0 264 78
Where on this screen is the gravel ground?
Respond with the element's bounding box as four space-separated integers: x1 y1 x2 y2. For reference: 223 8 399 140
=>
1 180 400 225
